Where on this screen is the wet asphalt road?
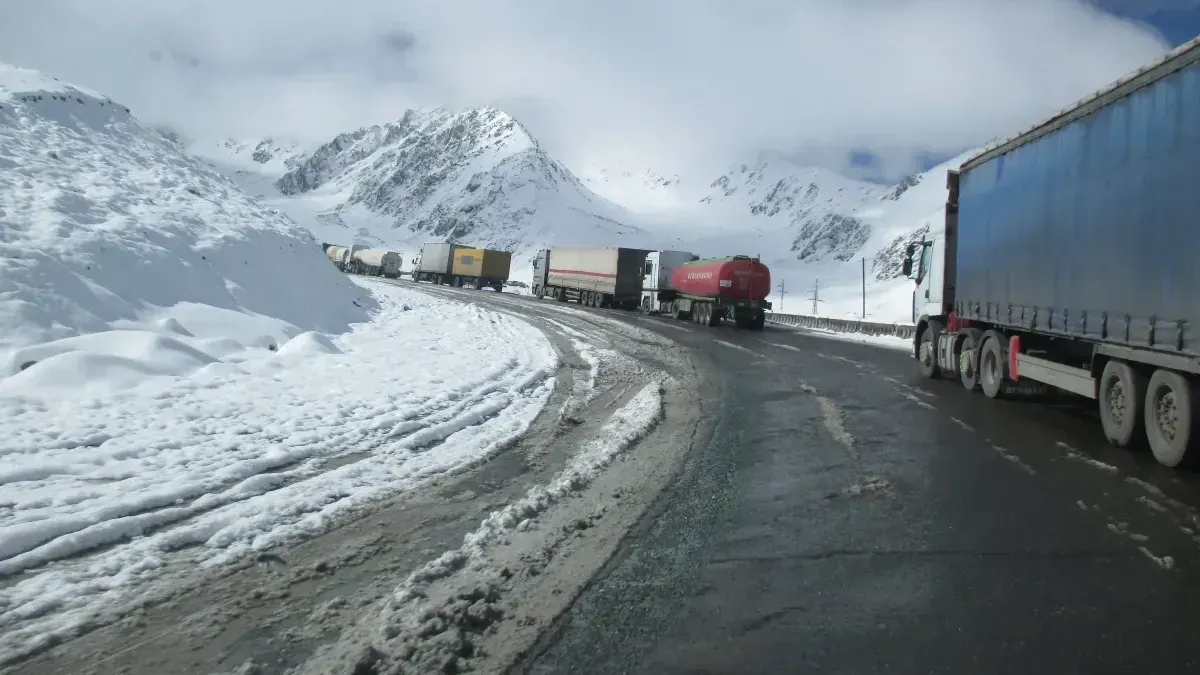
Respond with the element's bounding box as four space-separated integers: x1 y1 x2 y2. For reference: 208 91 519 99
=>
485 295 1200 675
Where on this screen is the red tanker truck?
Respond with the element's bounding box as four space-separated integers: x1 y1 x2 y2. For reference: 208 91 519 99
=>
661 254 771 330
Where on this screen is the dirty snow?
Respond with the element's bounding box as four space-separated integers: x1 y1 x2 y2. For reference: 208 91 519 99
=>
0 62 560 664
295 380 665 675
0 279 557 663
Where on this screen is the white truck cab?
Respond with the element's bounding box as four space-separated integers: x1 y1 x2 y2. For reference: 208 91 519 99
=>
902 233 946 326
641 250 699 312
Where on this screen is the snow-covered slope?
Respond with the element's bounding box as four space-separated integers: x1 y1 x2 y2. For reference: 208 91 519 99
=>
0 62 375 392
759 152 976 323
195 108 654 258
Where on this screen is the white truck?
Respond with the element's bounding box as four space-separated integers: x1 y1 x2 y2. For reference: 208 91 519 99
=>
347 248 402 278
639 250 699 313
532 246 651 309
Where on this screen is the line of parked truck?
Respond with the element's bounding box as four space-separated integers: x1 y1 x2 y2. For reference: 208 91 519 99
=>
321 239 774 330
322 244 403 278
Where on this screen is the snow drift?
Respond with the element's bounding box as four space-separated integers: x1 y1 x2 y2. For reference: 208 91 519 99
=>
0 62 376 392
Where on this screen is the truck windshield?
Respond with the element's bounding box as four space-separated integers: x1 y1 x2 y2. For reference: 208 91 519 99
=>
916 243 932 283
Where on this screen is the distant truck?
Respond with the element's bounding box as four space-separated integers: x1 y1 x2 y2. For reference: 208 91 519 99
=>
650 254 771 330
413 242 511 290
902 36 1200 468
325 245 351 271
346 248 402 278
532 246 651 309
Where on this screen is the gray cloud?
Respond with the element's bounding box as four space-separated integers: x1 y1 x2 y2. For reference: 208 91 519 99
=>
0 0 1171 179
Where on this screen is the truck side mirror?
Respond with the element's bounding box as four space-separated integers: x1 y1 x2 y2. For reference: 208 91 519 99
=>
900 242 916 277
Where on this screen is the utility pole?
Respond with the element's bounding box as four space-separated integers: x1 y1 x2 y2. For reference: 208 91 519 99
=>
806 278 822 316
777 279 786 312
861 257 867 320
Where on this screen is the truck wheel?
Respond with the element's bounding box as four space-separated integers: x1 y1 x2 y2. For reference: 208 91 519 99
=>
959 333 978 391
1099 360 1146 448
979 334 1006 399
1143 369 1195 467
917 320 942 379
706 305 720 327
672 301 684 320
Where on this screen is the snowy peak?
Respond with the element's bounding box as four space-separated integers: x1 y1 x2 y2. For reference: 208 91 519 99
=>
700 160 884 263
701 160 881 213
250 106 638 252
0 63 132 131
276 107 536 197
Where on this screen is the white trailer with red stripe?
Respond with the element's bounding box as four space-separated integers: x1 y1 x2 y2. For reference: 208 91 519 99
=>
531 246 652 310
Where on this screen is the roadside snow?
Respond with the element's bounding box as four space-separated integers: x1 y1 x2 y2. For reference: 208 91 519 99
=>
0 61 372 362
793 326 913 352
0 279 558 665
297 380 665 675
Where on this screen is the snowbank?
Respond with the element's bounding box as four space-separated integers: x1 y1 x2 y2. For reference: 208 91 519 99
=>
0 62 375 377
0 279 558 663
296 379 665 675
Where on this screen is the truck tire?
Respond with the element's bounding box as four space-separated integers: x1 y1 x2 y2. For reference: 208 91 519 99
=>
979 333 1006 399
749 311 765 331
917 320 942 379
959 332 979 391
672 301 685 320
706 304 720 327
1099 360 1146 448
1143 369 1195 467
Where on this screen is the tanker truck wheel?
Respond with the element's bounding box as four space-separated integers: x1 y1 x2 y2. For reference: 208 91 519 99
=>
749 311 765 331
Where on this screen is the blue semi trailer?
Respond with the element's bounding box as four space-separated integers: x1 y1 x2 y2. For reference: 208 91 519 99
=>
902 35 1200 468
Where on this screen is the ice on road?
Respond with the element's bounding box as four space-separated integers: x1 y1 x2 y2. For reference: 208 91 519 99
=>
0 279 558 664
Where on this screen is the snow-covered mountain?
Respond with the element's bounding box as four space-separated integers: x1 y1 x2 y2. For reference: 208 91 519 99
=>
0 62 374 390
195 108 652 257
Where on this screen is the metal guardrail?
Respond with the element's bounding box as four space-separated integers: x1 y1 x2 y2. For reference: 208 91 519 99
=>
765 312 917 340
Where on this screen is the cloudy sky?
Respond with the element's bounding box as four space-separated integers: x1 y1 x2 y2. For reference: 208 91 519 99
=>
0 0 1185 181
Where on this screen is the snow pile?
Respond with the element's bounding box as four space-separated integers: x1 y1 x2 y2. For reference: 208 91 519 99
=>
0 279 558 664
0 62 374 377
297 380 664 675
